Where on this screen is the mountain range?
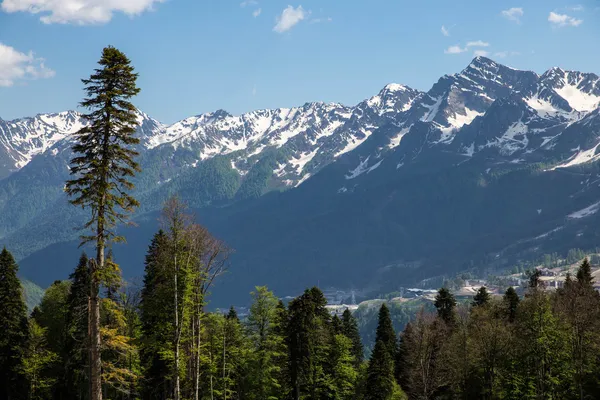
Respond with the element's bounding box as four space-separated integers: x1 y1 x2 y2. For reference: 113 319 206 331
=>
3 56 600 305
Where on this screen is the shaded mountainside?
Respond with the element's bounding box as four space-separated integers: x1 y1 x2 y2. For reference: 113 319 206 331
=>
4 56 600 305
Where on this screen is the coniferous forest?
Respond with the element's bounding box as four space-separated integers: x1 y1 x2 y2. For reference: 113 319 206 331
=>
4 47 600 400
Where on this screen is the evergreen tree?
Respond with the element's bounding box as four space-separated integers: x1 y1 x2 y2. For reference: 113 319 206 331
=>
341 308 363 368
65 45 141 400
435 288 457 325
139 230 172 399
395 322 413 390
272 300 291 400
472 286 490 308
503 287 520 323
332 315 342 335
0 247 29 399
33 280 70 398
375 303 397 358
365 339 395 400
576 258 594 289
287 287 333 400
65 253 92 400
227 306 239 321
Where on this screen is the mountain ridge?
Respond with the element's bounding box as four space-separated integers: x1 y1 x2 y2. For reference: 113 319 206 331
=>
4 57 600 305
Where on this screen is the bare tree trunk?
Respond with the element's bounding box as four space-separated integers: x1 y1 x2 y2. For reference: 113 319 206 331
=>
91 241 104 400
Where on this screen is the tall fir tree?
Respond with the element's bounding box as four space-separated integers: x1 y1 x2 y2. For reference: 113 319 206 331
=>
287 287 333 400
503 287 520 323
365 339 395 400
139 230 172 400
472 286 490 308
0 247 29 399
435 288 457 325
65 253 92 400
341 308 364 369
65 45 141 400
576 258 594 289
375 303 397 359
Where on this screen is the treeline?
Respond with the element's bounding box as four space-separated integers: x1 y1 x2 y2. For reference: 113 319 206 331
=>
392 260 600 399
0 217 371 399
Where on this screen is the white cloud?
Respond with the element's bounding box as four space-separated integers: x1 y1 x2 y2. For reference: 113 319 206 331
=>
466 40 490 48
548 11 583 27
253 8 262 17
441 25 450 36
473 50 490 57
501 7 524 23
1 0 164 24
240 0 258 7
568 5 584 11
273 5 307 33
444 45 467 54
0 42 55 87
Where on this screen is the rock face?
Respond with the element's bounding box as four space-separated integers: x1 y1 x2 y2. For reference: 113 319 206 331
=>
4 57 600 304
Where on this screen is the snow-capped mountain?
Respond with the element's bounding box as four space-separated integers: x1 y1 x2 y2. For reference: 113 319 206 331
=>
2 56 600 191
6 56 600 304
0 82 423 187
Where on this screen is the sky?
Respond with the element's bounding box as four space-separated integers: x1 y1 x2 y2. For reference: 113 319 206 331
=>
1 0 599 124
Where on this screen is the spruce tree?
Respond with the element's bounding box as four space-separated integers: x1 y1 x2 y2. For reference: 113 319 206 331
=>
434 288 456 325
472 286 490 308
227 306 239 321
576 258 594 289
375 303 397 358
65 253 92 400
332 314 343 335
65 45 141 400
287 287 332 399
139 230 172 399
365 339 395 400
341 308 364 368
395 322 413 390
503 287 519 323
0 247 29 399
33 280 70 398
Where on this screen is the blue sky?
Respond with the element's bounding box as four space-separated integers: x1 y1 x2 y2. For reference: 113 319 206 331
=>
1 0 599 124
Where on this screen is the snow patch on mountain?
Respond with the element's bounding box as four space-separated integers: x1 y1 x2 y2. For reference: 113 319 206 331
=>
388 125 412 149
290 148 319 173
552 143 600 170
568 201 600 219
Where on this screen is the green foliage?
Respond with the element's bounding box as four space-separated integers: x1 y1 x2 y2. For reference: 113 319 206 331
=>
365 339 395 400
65 45 141 247
65 253 91 399
472 286 490 308
0 247 29 398
21 279 45 311
246 286 287 400
341 308 363 367
503 286 520 323
435 288 457 325
374 303 397 360
21 319 58 400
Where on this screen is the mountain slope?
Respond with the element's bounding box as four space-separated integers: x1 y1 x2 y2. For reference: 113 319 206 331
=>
4 56 600 305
